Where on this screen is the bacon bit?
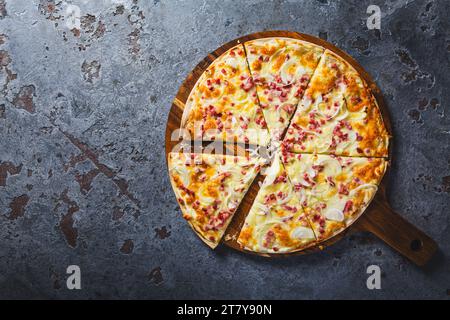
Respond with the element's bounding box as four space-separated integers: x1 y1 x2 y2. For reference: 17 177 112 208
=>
216 118 224 129
240 77 254 91
264 193 277 205
338 184 349 195
192 200 200 209
220 172 232 183
333 125 348 142
274 173 287 184
312 165 324 172
294 88 304 97
282 104 295 114
221 68 227 75
356 134 363 141
255 116 267 128
344 200 353 213
351 96 362 104
206 105 220 118
281 205 298 213
303 173 315 185
229 50 236 56
180 185 195 197
326 176 336 187
356 147 364 154
294 183 303 191
263 230 276 248
244 136 249 143
178 198 185 205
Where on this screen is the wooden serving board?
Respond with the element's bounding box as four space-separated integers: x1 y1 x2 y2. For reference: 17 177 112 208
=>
165 31 438 266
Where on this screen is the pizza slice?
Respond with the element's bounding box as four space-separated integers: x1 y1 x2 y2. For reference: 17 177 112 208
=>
244 38 324 141
181 44 270 146
283 50 389 157
238 154 316 253
282 151 387 241
168 152 263 248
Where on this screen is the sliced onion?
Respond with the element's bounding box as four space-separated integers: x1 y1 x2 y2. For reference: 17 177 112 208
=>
349 183 378 197
224 56 239 69
324 208 344 222
263 156 282 186
253 202 270 216
171 166 191 187
317 97 344 120
291 226 315 240
317 157 342 176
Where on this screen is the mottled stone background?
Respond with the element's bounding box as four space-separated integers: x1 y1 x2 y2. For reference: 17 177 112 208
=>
0 0 449 299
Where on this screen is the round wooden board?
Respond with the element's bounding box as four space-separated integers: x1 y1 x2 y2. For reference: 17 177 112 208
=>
165 31 437 264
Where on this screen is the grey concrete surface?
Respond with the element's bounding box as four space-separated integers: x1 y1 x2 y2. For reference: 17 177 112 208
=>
0 0 449 299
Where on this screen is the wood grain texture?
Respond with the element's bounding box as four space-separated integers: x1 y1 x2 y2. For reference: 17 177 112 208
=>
165 31 437 265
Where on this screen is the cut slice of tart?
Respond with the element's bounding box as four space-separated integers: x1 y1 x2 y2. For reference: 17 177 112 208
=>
238 154 316 253
168 152 264 248
282 151 387 241
244 38 324 141
181 44 270 146
283 49 389 157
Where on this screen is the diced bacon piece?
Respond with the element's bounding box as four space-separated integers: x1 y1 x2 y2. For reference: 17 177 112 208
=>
281 205 298 213
338 183 349 195
326 176 336 187
240 77 254 91
282 104 295 114
343 200 353 213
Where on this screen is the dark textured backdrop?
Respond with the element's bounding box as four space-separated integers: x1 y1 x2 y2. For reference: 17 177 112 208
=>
0 0 449 299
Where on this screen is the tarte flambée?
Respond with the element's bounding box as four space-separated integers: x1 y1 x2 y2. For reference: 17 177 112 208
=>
238 154 316 253
283 50 389 157
168 152 263 248
245 38 324 141
170 35 390 254
282 151 387 241
181 44 270 146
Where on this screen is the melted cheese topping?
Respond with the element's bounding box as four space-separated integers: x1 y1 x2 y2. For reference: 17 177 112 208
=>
183 44 270 146
238 154 316 253
282 152 387 241
168 152 263 247
244 38 324 141
284 50 389 157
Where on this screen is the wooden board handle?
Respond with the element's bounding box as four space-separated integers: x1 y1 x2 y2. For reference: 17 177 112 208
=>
358 195 438 267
